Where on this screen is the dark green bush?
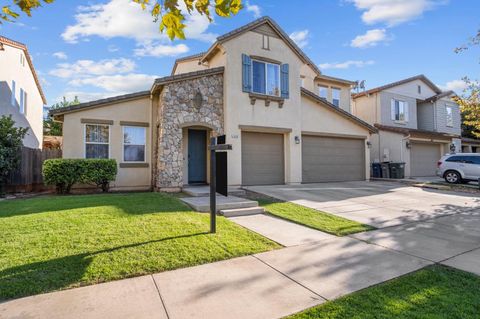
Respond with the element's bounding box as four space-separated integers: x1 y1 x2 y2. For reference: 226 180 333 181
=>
81 159 118 192
43 159 117 194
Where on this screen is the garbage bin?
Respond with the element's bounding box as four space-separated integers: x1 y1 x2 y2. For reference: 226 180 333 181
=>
380 163 390 178
371 163 382 178
389 162 405 179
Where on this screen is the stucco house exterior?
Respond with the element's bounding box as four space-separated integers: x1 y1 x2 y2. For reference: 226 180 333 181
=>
51 16 376 191
0 36 46 149
352 75 461 177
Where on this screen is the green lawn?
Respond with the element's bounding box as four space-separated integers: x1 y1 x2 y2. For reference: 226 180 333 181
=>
257 198 374 236
289 265 480 319
0 192 280 300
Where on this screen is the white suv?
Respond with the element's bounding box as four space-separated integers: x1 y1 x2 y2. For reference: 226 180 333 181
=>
437 153 480 184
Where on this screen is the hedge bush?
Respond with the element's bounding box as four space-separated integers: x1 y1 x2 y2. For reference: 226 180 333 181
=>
43 159 117 194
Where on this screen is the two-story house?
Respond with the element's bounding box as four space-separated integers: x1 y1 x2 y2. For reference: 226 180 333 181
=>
352 75 461 177
0 36 46 149
51 16 376 191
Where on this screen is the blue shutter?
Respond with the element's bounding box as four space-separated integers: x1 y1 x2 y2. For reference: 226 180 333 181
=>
281 64 289 99
242 54 252 92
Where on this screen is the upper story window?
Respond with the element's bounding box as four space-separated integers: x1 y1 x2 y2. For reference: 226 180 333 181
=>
85 124 109 159
252 60 280 97
11 80 16 107
391 99 408 122
242 54 289 99
19 88 27 114
20 54 25 67
417 85 421 94
446 105 453 127
332 88 341 107
123 126 146 162
319 86 328 99
300 76 305 88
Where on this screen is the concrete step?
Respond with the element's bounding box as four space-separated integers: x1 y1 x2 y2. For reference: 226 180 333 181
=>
220 206 265 217
180 195 258 212
183 186 246 197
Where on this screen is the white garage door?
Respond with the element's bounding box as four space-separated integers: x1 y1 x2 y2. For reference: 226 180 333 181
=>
302 135 365 183
241 132 284 185
410 143 441 177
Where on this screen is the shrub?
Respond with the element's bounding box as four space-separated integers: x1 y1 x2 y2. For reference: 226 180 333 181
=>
81 159 118 192
43 159 117 194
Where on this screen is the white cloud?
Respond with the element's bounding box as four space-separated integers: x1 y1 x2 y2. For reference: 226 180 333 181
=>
246 2 261 18
134 43 189 57
289 30 309 49
108 45 120 52
49 58 136 78
69 73 157 92
319 60 375 70
62 0 216 46
348 0 444 26
350 29 388 48
439 79 468 92
53 51 68 60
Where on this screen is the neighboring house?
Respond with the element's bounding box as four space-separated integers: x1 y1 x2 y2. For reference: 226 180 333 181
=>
352 75 461 177
461 137 480 153
0 36 46 149
51 16 376 191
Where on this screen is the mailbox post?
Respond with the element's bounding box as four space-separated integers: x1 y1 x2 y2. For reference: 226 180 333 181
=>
208 136 232 233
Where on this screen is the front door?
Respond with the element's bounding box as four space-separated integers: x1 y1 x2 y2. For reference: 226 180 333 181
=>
188 129 207 184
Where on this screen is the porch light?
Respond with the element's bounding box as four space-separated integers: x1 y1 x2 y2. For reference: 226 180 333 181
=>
366 141 372 148
294 136 301 144
450 143 456 153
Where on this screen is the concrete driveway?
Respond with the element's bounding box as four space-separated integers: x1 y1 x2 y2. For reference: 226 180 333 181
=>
245 181 480 228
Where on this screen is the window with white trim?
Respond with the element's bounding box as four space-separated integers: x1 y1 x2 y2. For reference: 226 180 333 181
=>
319 86 328 99
252 60 280 96
85 124 109 158
332 88 341 107
392 99 407 122
11 80 16 107
123 126 146 162
446 105 453 127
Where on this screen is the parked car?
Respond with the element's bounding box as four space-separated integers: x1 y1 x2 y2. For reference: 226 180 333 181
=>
437 153 480 184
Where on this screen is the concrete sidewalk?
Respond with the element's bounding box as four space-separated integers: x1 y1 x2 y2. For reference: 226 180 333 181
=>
0 235 431 319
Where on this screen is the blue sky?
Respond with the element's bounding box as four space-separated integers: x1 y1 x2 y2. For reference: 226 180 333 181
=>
1 0 479 106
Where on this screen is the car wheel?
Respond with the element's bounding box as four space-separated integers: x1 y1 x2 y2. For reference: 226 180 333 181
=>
444 171 461 184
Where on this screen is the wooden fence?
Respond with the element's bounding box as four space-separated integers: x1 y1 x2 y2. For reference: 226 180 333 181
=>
6 147 62 193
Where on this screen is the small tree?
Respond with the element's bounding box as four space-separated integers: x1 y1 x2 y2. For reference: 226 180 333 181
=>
453 78 480 138
44 96 80 136
0 115 28 194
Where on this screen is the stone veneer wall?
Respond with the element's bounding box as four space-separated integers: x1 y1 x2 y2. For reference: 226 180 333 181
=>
155 73 224 190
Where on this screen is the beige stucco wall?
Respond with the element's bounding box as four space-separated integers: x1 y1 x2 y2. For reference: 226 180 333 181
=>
313 79 351 113
352 93 380 125
62 97 152 190
173 58 208 75
0 43 44 149
219 30 371 185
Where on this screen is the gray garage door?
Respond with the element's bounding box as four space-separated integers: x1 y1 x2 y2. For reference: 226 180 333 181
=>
242 132 284 185
410 143 441 177
302 135 365 183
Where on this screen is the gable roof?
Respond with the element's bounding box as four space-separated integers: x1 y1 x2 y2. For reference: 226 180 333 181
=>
422 90 456 103
171 51 207 75
301 88 377 133
152 67 224 94
200 16 323 77
49 91 150 117
0 35 47 104
352 74 442 99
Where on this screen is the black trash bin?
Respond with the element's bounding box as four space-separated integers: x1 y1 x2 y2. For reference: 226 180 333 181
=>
371 163 382 178
380 163 390 178
389 162 405 179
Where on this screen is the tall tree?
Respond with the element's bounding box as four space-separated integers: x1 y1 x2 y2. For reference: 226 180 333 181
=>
1 0 243 40
0 115 28 195
44 96 80 136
